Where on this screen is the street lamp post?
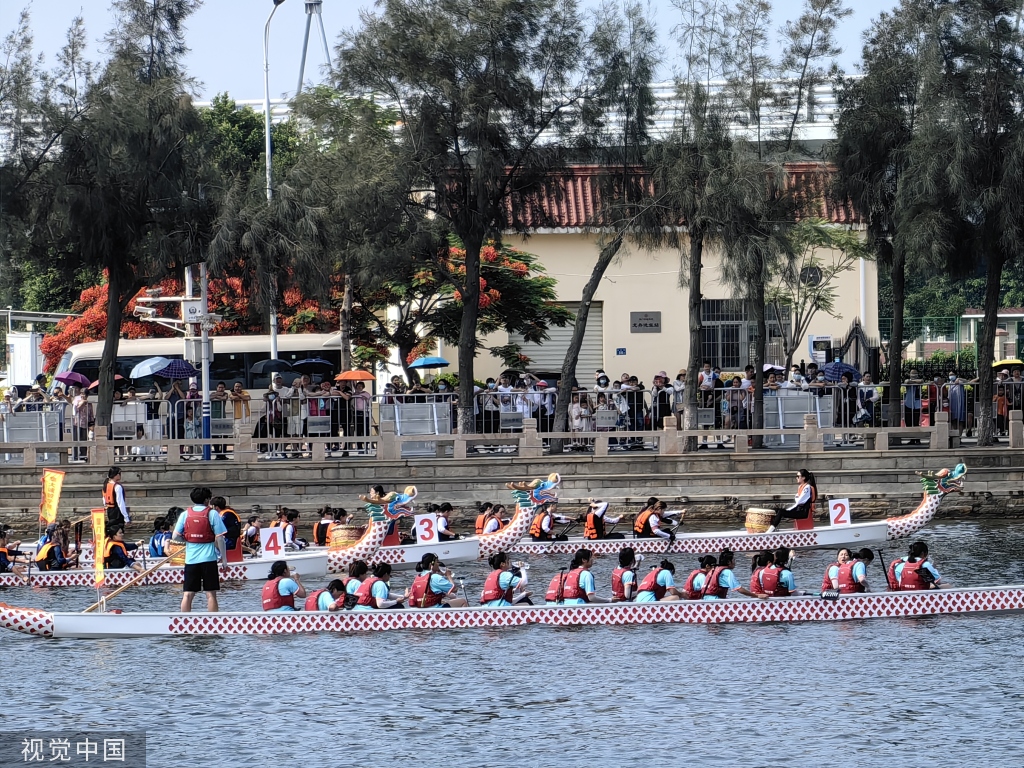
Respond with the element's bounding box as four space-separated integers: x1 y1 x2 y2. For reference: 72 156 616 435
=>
263 0 286 360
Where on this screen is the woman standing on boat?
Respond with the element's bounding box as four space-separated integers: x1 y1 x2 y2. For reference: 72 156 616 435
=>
702 550 768 599
768 469 818 532
354 563 408 610
261 561 307 611
821 548 851 592
409 553 468 608
635 559 687 602
611 547 640 602
887 541 946 591
481 552 531 607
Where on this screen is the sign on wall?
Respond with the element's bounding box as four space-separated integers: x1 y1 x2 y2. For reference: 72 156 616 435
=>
630 312 661 334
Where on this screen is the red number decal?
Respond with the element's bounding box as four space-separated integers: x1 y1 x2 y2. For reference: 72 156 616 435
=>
418 518 435 542
832 504 848 525
264 531 281 555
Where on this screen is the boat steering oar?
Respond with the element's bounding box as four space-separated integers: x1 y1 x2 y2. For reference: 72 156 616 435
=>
81 554 180 613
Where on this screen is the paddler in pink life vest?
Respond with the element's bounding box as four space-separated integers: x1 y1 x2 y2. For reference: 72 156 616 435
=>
887 541 947 591
409 552 467 608
544 548 607 604
749 550 775 593
170 487 228 613
821 548 852 592
635 559 688 602
836 548 875 594
353 563 409 610
261 560 307 611
481 552 531 607
610 547 641 602
757 547 799 597
767 468 818 532
682 556 718 599
701 549 769 600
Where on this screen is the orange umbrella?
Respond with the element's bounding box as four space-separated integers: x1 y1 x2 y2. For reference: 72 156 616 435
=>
335 370 375 382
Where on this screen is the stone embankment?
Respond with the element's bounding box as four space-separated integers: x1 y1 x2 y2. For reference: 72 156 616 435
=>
1 449 1021 530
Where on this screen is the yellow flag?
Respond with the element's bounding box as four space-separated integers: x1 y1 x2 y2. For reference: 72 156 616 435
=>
91 508 106 589
39 468 65 525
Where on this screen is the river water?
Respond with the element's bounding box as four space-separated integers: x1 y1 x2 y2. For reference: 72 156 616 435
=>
3 520 1024 767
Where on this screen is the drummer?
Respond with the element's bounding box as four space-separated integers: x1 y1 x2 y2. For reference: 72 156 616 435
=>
409 553 468 608
767 468 818 532
481 552 531 607
702 549 768 599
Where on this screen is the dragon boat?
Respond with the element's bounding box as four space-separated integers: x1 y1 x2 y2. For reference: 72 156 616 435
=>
322 476 553 572
510 464 966 557
0 549 329 589
1 583 1021 638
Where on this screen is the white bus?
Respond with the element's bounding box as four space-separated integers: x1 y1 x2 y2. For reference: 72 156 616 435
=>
54 334 343 389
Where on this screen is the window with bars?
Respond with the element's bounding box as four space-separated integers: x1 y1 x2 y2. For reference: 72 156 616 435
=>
700 300 789 370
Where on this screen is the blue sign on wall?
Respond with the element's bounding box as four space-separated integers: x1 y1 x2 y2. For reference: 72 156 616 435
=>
616 348 626 356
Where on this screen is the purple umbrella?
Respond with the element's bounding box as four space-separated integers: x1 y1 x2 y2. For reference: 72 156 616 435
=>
155 359 199 379
55 371 90 388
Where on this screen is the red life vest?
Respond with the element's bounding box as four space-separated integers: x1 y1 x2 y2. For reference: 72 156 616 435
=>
749 567 765 593
889 558 931 591
261 577 295 611
409 572 444 608
683 569 706 600
545 573 565 602
356 576 383 607
758 566 790 597
637 568 667 600
305 588 329 611
561 567 589 601
611 567 634 601
482 569 514 603
837 560 865 594
183 507 215 544
633 509 656 536
584 512 603 540
793 483 817 530
529 512 549 539
701 566 729 599
821 561 840 593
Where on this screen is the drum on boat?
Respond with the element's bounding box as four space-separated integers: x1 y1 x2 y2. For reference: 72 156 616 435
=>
329 526 365 547
744 507 775 534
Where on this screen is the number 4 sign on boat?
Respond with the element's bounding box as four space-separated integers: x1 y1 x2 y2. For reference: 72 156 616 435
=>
414 514 439 544
260 528 284 555
828 498 852 526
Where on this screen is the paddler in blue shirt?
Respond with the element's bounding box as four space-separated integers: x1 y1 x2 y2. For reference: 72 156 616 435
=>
889 541 946 590
702 549 768 600
481 552 530 607
635 559 688 602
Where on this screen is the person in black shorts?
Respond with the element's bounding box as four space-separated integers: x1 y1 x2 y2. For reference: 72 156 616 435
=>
170 487 227 612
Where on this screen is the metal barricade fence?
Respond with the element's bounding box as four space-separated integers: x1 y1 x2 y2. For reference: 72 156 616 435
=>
376 393 454 457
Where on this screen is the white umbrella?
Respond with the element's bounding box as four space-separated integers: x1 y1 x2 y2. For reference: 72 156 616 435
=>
129 356 171 378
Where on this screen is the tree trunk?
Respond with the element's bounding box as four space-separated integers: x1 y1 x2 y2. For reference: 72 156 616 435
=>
95 271 125 428
750 265 766 448
683 228 704 452
339 274 353 371
456 237 482 434
976 252 1004 447
886 246 905 442
550 234 624 454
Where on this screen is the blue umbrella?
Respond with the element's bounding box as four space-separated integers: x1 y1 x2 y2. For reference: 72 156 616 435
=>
292 358 334 374
129 356 172 379
155 359 200 379
409 356 450 369
821 361 861 382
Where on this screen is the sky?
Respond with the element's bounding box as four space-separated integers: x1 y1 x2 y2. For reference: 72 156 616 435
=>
1 0 899 103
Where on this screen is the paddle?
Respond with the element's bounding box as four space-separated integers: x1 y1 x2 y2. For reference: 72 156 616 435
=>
877 548 893 591
81 555 177 613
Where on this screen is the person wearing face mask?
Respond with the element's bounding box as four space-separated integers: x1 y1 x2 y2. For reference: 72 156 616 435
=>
946 372 967 433
808 369 828 398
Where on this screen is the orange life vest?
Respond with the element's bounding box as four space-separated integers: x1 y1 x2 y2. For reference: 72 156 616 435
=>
102 480 121 508
104 540 130 567
633 508 656 536
793 483 817 530
584 512 603 540
529 512 549 539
